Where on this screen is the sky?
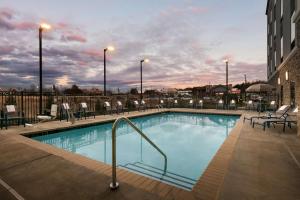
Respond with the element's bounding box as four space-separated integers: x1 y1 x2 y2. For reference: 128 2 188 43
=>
0 0 267 91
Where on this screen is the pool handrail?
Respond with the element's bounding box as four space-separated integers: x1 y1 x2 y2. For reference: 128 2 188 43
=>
110 116 168 190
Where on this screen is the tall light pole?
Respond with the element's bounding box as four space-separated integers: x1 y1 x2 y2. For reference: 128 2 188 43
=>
39 23 51 115
103 46 115 96
140 59 149 101
224 59 229 109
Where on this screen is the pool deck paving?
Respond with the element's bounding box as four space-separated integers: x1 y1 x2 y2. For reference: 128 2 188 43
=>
0 108 300 200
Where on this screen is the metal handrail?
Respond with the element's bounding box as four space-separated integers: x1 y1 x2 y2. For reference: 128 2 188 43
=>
110 116 168 190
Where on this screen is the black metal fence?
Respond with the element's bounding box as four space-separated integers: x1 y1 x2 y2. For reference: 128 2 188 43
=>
0 91 245 124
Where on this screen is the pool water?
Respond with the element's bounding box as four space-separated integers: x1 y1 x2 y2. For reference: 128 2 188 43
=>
33 112 239 190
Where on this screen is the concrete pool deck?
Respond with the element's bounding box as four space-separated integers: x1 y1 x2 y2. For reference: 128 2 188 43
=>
0 108 300 199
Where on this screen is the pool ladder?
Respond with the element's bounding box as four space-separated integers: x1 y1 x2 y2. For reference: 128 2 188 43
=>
110 116 168 190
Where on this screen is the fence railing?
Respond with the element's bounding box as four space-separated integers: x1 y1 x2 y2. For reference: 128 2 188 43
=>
0 91 245 124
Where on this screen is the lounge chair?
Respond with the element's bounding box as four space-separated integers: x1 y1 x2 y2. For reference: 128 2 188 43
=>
252 106 298 132
216 100 224 109
60 103 76 123
196 100 203 109
104 101 113 115
116 101 126 114
3 105 25 129
229 100 236 110
37 104 58 122
244 105 290 124
141 100 147 110
189 100 194 108
133 100 139 111
80 102 95 119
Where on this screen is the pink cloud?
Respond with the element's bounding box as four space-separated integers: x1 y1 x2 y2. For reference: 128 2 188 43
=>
61 34 87 43
14 21 36 30
0 8 14 19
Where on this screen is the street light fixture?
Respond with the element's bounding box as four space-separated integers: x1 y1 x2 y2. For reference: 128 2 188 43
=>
140 59 149 100
39 23 51 115
224 59 229 109
103 46 114 96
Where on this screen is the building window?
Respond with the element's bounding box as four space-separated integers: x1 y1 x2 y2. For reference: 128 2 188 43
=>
274 20 276 36
281 37 283 62
274 50 277 68
291 11 296 49
280 0 283 17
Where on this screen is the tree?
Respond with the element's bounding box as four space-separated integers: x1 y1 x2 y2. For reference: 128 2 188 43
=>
130 88 139 95
64 85 83 95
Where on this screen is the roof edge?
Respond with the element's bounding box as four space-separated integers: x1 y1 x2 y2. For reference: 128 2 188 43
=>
266 0 270 15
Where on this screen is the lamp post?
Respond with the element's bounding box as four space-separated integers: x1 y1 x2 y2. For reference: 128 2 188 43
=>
39 23 51 115
224 59 229 109
103 46 115 96
140 59 149 101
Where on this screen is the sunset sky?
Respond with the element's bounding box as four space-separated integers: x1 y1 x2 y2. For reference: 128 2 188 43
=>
0 0 267 91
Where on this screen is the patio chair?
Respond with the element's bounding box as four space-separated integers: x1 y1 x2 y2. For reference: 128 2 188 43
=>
104 101 113 115
216 100 224 109
252 106 298 132
189 100 194 108
229 100 236 110
243 105 291 124
116 101 127 114
60 103 76 123
196 100 203 109
3 105 25 129
141 100 147 110
37 104 58 122
80 102 95 119
133 100 139 111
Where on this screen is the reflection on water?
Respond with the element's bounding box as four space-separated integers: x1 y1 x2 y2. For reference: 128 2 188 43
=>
34 112 239 180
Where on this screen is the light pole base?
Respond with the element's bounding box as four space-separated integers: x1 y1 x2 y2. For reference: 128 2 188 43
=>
110 182 119 190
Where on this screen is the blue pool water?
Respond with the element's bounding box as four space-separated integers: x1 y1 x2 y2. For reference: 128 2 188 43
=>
33 112 239 190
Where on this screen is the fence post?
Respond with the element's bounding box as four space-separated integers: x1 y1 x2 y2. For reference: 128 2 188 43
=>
21 91 24 118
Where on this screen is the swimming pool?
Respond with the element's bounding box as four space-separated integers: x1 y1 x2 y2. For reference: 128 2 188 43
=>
32 112 239 190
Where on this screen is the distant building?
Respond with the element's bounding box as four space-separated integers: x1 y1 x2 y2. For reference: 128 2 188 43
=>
266 0 300 107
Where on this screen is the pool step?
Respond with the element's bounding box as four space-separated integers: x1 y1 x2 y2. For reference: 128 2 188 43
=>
119 162 197 190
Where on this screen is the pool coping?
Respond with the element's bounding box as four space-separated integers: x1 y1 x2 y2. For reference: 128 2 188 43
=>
5 108 244 199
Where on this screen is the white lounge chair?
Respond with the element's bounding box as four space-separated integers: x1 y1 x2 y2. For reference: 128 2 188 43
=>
80 102 95 119
37 104 58 122
244 105 291 124
252 106 298 132
61 103 76 124
104 101 112 114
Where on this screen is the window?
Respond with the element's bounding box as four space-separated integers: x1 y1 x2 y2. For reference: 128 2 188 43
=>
274 20 276 36
291 11 296 49
274 50 277 67
281 37 283 61
280 0 283 17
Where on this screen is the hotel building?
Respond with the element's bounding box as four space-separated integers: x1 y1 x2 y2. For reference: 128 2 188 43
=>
266 0 300 134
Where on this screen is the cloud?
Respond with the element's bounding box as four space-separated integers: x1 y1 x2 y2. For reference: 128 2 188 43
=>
61 34 87 43
0 3 267 90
